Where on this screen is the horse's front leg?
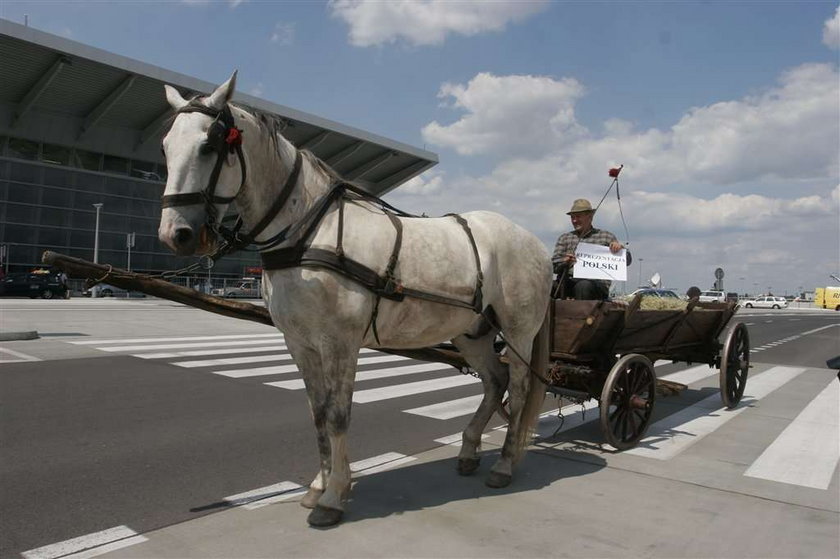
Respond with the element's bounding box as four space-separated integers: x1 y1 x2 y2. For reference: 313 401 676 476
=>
303 352 357 527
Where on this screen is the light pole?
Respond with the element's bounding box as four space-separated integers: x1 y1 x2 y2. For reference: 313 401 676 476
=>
92 203 103 297
126 232 135 272
637 258 644 288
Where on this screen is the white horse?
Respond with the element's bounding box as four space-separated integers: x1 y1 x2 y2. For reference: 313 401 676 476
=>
159 73 552 527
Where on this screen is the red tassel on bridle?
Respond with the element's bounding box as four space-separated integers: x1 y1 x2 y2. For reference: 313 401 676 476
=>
225 127 243 148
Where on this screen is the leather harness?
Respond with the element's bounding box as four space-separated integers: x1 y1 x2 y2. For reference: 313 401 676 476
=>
161 100 486 343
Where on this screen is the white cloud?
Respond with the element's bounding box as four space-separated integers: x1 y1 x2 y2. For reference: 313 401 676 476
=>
249 82 265 97
823 6 840 48
399 171 445 195
328 0 549 47
270 22 295 45
423 62 839 188
389 58 839 294
182 0 246 7
422 72 587 157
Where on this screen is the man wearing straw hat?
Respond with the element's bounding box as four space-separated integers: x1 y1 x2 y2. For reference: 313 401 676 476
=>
552 198 624 300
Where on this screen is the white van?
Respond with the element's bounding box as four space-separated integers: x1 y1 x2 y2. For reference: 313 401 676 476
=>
698 290 726 303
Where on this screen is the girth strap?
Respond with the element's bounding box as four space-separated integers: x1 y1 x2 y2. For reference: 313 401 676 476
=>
367 210 404 344
446 213 484 312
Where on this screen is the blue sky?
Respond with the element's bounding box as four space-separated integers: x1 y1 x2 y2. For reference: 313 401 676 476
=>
2 1 838 295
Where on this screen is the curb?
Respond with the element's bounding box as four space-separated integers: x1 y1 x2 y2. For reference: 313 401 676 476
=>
0 331 39 341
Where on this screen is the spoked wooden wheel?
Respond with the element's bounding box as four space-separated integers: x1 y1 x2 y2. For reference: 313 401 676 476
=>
599 354 656 450
720 323 750 409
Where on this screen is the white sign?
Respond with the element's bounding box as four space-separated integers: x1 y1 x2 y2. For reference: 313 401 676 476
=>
573 242 627 281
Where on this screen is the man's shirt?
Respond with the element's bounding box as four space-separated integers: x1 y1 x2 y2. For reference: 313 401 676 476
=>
552 227 618 281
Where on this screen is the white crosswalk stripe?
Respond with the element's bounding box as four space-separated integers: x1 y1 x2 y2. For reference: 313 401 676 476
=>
743 381 839 490
625 366 806 459
265 362 457 389
65 333 839 493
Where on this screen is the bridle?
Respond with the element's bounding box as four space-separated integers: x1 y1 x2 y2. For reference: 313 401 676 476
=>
160 101 248 250
160 99 306 265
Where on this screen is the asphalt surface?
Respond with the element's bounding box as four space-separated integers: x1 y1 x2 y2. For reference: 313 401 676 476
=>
1 299 838 558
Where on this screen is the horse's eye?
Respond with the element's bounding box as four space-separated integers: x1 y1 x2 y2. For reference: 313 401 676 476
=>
199 143 215 156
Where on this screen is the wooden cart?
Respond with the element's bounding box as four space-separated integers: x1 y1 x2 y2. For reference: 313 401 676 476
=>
544 297 750 449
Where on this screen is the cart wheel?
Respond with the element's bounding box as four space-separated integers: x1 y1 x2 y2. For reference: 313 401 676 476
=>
720 323 750 409
599 354 656 450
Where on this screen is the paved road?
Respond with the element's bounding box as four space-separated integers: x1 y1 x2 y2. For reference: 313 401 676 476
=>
1 300 838 558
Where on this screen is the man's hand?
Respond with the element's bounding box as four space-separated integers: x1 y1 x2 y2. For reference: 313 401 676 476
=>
609 241 624 253
563 252 576 265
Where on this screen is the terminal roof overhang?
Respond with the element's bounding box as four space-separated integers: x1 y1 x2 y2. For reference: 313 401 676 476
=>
0 19 437 195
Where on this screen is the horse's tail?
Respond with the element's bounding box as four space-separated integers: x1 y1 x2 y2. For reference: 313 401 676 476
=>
513 303 550 463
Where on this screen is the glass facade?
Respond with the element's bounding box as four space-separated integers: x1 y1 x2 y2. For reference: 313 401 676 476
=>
0 135 261 282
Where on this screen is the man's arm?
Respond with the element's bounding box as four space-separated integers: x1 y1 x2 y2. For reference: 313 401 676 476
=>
603 230 623 253
552 233 575 274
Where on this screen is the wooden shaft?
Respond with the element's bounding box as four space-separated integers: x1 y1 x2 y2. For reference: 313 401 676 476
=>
40 250 470 369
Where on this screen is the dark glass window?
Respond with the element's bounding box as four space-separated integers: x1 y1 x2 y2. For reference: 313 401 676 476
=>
3 223 37 244
38 227 67 247
7 183 41 204
75 192 106 208
130 160 161 181
0 135 7 156
75 174 105 193
41 207 68 227
42 188 72 207
74 149 101 171
103 155 129 175
4 202 37 224
9 161 39 183
7 137 38 160
105 176 135 195
43 166 74 188
41 143 71 166
70 229 94 249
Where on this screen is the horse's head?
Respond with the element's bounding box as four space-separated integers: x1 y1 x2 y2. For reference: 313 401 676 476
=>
159 71 245 256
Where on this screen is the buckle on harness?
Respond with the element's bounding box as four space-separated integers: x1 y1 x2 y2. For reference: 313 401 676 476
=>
382 277 404 298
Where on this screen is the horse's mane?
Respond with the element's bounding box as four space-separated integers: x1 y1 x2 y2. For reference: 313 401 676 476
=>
235 103 362 191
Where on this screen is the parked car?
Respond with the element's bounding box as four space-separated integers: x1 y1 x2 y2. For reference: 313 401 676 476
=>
628 288 681 299
698 290 726 303
742 296 788 309
0 271 69 299
82 283 146 298
211 280 260 299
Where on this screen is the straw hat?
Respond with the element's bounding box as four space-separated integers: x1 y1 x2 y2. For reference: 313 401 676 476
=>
566 198 594 215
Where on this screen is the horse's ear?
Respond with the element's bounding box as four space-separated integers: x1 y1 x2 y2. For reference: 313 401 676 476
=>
164 84 189 111
206 71 238 110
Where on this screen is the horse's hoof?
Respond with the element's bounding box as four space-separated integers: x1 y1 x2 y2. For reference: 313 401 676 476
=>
307 505 344 527
485 471 512 488
300 488 323 509
456 457 480 476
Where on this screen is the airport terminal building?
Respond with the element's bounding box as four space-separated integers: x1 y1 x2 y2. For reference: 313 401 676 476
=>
0 20 436 287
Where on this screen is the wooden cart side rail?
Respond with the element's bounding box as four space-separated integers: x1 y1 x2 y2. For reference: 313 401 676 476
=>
41 251 470 370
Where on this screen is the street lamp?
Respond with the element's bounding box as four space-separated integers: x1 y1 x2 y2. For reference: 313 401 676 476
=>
92 203 103 297
638 258 644 288
92 203 104 263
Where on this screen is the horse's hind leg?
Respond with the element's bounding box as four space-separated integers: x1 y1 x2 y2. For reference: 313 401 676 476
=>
486 332 539 489
451 332 509 476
